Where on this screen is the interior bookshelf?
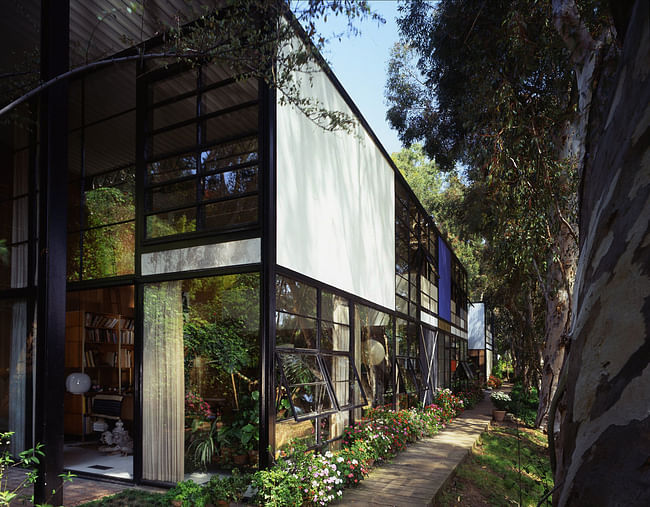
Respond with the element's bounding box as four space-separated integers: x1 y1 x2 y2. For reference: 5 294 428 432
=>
65 310 134 435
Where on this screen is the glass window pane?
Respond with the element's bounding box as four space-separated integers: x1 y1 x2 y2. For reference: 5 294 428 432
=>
146 207 197 239
202 79 258 114
275 419 316 452
355 305 393 410
152 69 197 104
143 273 260 480
275 276 317 317
0 299 32 455
205 105 258 146
203 166 258 200
275 312 317 350
85 170 135 226
153 95 196 131
278 353 323 385
321 355 350 406
84 111 135 176
147 153 197 185
320 292 349 325
320 321 349 351
67 232 80 281
146 179 197 213
203 195 258 229
151 122 196 159
82 222 135 279
201 137 258 172
289 383 334 418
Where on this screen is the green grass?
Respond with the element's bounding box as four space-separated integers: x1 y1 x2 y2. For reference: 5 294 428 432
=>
439 424 553 506
78 488 168 506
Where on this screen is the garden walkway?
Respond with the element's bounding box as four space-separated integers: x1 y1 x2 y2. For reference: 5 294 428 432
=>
338 394 494 506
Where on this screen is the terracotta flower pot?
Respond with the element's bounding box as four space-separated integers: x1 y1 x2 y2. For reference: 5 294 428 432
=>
233 453 248 466
492 409 506 422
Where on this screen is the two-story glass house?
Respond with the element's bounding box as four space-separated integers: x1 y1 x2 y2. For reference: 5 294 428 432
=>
0 0 469 499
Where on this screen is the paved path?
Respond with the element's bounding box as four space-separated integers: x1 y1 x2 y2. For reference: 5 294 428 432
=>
338 395 493 506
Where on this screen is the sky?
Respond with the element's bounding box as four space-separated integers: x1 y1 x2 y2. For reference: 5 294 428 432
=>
314 1 404 156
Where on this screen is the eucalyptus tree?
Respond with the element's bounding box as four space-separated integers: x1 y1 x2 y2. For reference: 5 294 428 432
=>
386 0 578 424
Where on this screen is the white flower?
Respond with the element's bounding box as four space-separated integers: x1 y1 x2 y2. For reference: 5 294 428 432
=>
337 456 344 463
325 451 333 458
351 459 358 465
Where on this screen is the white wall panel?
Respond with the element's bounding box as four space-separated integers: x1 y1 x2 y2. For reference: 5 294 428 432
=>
276 55 395 310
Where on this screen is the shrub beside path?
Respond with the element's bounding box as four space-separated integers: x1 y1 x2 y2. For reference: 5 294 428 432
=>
337 395 493 506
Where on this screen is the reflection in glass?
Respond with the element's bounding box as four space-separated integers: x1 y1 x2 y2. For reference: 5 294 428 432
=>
275 276 317 317
203 195 258 229
82 222 135 279
320 321 349 351
275 312 317 350
147 153 197 185
277 352 334 419
143 273 260 482
354 305 393 415
146 208 197 238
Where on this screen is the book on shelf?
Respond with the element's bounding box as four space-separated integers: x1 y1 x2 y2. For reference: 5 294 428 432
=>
85 312 119 329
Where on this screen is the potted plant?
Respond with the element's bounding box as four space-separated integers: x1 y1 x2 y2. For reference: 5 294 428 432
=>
490 391 511 421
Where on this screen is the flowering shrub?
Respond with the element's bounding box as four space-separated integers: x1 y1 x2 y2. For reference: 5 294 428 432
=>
432 388 464 422
454 382 485 410
490 391 511 411
253 397 467 505
185 391 213 419
487 375 502 389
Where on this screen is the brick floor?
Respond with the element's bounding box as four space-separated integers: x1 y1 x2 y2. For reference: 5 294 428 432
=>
338 394 494 506
5 468 164 506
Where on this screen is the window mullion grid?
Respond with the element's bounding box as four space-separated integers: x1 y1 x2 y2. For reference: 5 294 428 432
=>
196 66 205 231
78 77 86 281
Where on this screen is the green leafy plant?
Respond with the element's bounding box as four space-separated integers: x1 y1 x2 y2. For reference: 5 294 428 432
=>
186 419 219 470
205 470 250 504
164 480 209 507
1 431 74 506
252 468 302 507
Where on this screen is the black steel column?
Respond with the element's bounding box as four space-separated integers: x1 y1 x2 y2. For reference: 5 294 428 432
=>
35 0 69 504
259 77 277 469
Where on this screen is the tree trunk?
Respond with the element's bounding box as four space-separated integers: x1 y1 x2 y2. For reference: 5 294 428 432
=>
553 1 650 504
537 217 577 429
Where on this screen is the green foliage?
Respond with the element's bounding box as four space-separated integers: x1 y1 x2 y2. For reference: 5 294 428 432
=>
164 480 209 507
220 391 260 453
506 382 540 427
205 470 251 503
252 468 303 507
439 425 553 506
0 239 8 266
386 0 583 389
1 431 74 507
184 318 252 375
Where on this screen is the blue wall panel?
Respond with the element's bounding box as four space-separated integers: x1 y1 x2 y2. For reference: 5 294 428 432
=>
438 237 451 322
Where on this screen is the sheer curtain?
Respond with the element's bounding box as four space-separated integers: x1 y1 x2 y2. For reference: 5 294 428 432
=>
8 160 29 455
143 281 184 482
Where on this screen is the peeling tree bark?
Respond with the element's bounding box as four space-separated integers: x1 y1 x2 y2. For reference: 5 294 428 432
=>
553 0 650 503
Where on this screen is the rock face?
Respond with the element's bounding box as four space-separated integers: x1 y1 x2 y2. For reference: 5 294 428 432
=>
554 1 650 505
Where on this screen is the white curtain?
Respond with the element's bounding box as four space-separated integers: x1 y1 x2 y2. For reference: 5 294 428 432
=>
143 281 184 482
330 297 349 438
8 159 29 455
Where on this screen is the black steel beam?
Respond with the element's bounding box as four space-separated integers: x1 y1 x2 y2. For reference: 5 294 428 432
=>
34 0 69 504
259 76 276 469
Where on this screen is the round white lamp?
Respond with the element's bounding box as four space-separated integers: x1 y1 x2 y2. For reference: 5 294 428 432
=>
364 339 385 366
66 372 91 394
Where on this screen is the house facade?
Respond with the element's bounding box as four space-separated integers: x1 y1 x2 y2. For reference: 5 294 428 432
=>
0 0 469 499
468 302 494 382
